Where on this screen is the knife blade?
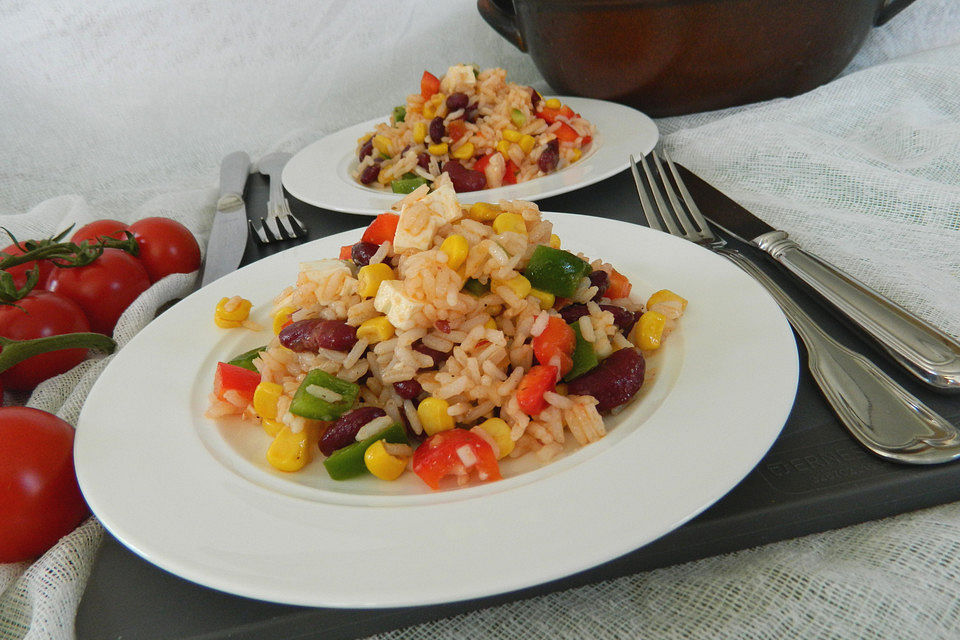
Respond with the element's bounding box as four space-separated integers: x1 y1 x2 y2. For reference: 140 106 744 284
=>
200 151 251 287
675 163 960 392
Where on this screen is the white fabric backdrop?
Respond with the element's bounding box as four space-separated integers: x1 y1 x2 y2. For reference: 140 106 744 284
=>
1 0 958 638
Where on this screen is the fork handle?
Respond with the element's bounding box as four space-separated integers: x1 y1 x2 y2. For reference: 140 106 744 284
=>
717 248 960 464
753 230 960 392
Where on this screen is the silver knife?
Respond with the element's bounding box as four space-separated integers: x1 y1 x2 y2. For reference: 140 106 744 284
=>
675 164 960 392
201 151 251 287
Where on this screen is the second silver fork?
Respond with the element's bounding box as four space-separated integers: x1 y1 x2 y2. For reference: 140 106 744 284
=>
630 151 960 465
253 152 308 243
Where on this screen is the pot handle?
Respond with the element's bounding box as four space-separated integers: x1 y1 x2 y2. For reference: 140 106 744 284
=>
875 0 917 25
477 0 526 51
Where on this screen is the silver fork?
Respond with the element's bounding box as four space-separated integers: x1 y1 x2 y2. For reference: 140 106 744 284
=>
251 152 308 244
630 151 960 465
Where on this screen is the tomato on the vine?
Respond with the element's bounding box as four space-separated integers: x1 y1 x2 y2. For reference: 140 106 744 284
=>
0 407 90 563
0 290 91 391
128 217 201 282
1 242 54 291
45 248 150 335
70 219 129 245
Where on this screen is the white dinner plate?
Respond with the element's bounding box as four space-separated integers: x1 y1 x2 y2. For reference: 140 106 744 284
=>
282 97 658 215
74 213 798 608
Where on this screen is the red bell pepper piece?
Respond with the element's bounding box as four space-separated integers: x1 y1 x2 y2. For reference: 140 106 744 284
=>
503 159 519 185
412 428 502 490
421 70 440 100
447 119 467 142
213 362 260 404
361 213 400 245
537 103 576 125
473 152 495 173
339 245 353 260
554 122 580 143
606 268 632 299
582 135 593 145
532 317 575 377
516 364 558 415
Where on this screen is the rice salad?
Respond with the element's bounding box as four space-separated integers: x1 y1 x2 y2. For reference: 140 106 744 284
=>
207 176 686 490
352 64 595 194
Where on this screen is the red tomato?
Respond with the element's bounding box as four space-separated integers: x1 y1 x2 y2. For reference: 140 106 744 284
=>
0 290 90 391
213 362 261 404
532 316 575 376
412 428 501 490
0 407 89 563
516 364 558 415
606 269 632 299
127 217 201 283
1 242 54 290
361 213 400 245
45 248 150 335
70 219 129 245
421 70 440 99
447 119 467 142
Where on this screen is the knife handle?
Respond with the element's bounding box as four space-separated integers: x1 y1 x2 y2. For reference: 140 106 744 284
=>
718 248 960 465
753 230 960 392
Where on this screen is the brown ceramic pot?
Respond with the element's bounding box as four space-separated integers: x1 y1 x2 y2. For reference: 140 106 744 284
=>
479 0 917 116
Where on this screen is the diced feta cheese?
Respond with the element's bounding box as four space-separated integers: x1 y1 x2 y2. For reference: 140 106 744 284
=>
374 280 424 330
422 182 462 223
393 203 438 252
299 259 353 282
439 64 477 95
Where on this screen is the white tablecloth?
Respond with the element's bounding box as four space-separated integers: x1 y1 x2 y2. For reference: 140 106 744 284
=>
1 1 959 638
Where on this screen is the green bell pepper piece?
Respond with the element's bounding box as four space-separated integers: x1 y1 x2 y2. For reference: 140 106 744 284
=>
510 107 526 128
323 422 407 480
226 345 267 372
462 277 490 297
391 174 429 194
290 369 360 420
393 105 406 123
564 322 598 382
523 245 592 298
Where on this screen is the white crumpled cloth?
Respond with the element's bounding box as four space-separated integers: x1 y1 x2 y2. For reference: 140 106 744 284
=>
1 1 958 638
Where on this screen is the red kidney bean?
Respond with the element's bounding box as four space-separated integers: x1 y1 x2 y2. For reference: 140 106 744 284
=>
588 270 609 301
442 160 486 192
393 379 423 400
435 319 451 333
359 164 380 184
350 241 380 267
319 407 387 456
413 341 449 367
567 348 645 412
429 117 446 143
417 152 430 169
600 305 641 334
529 87 542 110
558 303 589 325
446 92 469 111
278 319 357 352
358 137 373 162
464 104 479 123
538 139 559 173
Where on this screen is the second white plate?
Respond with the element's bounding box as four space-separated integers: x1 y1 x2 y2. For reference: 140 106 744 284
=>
282 97 658 215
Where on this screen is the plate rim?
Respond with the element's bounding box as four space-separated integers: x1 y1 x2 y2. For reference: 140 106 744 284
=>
282 97 658 216
74 213 798 607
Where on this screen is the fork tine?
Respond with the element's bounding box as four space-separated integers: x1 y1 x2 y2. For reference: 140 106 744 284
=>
289 215 308 238
248 219 267 245
260 217 278 243
640 153 683 237
629 154 663 232
661 150 716 241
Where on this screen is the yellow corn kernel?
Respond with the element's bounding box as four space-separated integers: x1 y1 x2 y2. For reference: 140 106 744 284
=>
548 234 561 249
528 288 555 309
467 202 500 222
417 397 455 436
422 93 446 119
496 140 512 155
428 142 449 156
476 418 514 459
214 296 252 328
377 169 392 185
450 142 475 160
570 148 582 162
413 121 428 144
272 306 295 334
357 262 395 298
519 134 536 154
372 134 393 157
266 426 311 472
357 133 373 145
440 234 469 270
253 381 283 420
544 98 562 109
632 310 667 351
646 289 688 319
494 274 532 300
483 316 497 330
502 129 522 143
356 316 395 344
364 439 409 481
261 418 285 438
492 212 527 235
